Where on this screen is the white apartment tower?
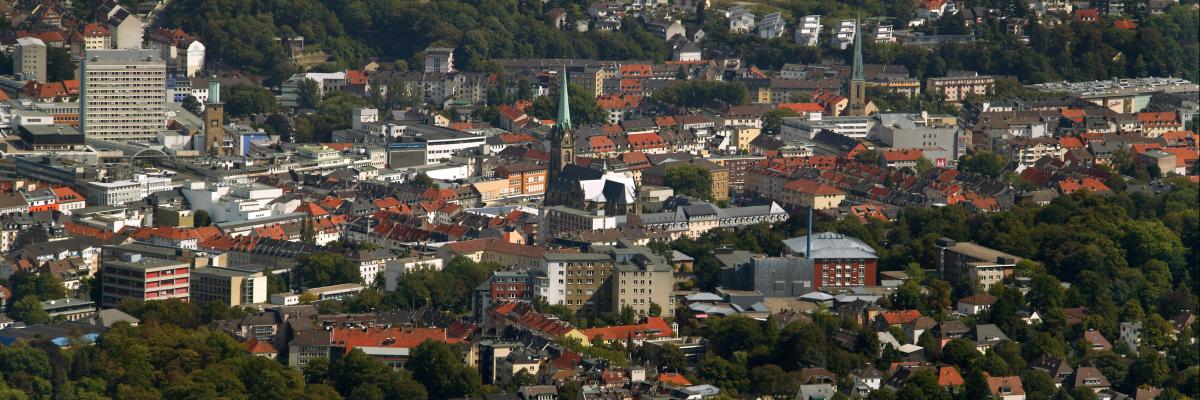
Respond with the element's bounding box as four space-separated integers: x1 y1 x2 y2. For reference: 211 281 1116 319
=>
80 50 168 142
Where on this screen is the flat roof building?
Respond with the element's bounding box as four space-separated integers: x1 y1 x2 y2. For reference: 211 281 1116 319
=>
80 50 168 142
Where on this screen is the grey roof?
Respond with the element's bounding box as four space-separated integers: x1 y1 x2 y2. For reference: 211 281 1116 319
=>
782 232 877 259
975 323 1009 345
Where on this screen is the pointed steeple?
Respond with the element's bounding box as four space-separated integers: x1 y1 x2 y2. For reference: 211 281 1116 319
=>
852 16 864 82
557 69 572 131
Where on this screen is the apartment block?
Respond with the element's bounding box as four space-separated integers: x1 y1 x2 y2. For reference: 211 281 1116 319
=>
80 49 167 142
101 254 190 307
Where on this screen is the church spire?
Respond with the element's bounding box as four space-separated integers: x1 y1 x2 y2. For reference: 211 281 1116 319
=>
557 69 572 131
852 15 864 82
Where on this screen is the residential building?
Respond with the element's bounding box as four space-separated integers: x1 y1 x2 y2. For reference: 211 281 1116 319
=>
100 254 190 307
757 12 785 39
425 47 455 73
833 20 857 50
14 37 46 81
190 267 268 306
728 6 756 33
104 5 143 49
541 205 619 240
987 376 1026 400
926 74 997 101
80 50 168 142
937 238 1020 290
795 15 821 46
539 252 614 314
607 248 676 317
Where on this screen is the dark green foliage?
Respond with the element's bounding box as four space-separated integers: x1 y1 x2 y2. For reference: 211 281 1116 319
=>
408 341 481 398
293 253 362 289
664 164 714 200
957 150 1009 178
528 83 604 125
223 84 279 117
381 257 496 313
654 80 748 108
9 296 49 324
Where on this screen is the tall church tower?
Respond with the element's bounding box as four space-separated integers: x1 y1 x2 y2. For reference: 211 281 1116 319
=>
203 78 226 156
846 17 867 117
548 70 574 185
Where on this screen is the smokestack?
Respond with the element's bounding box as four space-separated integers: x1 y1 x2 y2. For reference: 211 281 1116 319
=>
806 205 813 258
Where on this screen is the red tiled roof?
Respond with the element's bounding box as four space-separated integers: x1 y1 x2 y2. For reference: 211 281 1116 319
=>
345 69 368 85
244 337 277 354
1113 19 1137 29
987 376 1025 396
658 372 692 387
320 143 354 151
596 93 643 110
1162 147 1199 169
778 102 824 113
880 310 921 325
497 133 538 144
294 202 329 217
626 132 664 150
579 317 673 341
331 326 461 352
783 178 843 196
1057 178 1111 194
1138 111 1177 123
81 22 109 37
1059 136 1085 149
882 148 925 162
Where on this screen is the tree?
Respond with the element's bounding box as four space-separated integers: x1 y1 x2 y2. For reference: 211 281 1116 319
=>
763 108 799 134
194 210 212 227
854 149 883 165
664 164 714 200
9 296 49 324
9 271 66 303
182 95 203 115
300 219 317 245
654 80 748 108
224 84 278 117
648 302 662 317
293 253 361 289
46 47 76 83
656 344 687 372
958 151 1008 178
915 157 934 174
297 79 322 109
527 83 604 125
408 341 480 398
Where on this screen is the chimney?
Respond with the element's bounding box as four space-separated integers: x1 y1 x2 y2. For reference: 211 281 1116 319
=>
806 205 813 258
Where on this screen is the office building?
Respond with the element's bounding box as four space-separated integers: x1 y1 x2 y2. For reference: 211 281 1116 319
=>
190 267 268 306
100 254 190 307
14 37 47 81
85 174 174 206
80 49 168 142
937 238 1020 290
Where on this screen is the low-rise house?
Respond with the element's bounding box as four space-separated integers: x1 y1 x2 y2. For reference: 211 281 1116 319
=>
1072 366 1110 393
956 294 997 315
987 375 1026 400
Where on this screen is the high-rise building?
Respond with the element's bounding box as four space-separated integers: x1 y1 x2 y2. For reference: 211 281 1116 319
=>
846 17 867 117
14 37 46 81
80 49 168 142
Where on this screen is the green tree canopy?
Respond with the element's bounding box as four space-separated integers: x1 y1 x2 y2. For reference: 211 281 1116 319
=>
664 164 714 200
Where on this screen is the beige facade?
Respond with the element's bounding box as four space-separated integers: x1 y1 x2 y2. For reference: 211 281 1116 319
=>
81 49 167 142
612 263 675 317
190 267 268 306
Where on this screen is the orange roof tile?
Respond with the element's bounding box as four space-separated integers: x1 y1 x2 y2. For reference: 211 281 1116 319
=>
778 103 825 113
658 373 692 387
579 317 673 342
880 310 921 325
1058 136 1085 149
939 366 965 387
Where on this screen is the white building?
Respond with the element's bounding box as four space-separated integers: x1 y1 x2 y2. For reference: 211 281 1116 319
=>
874 24 895 43
781 114 874 142
180 182 291 224
425 47 455 73
795 15 821 46
105 5 144 50
85 174 174 206
80 49 168 142
832 19 857 50
728 6 756 33
757 12 786 39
